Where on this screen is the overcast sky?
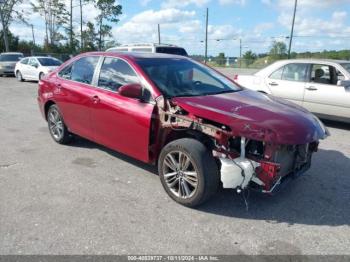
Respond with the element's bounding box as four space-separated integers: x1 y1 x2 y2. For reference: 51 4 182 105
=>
11 0 350 56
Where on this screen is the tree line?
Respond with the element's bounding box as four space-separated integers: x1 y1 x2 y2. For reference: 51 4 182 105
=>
0 0 122 54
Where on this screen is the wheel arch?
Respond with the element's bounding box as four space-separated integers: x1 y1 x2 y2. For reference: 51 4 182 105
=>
44 100 56 120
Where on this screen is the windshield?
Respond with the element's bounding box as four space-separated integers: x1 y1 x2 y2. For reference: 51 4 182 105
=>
137 58 241 98
341 63 350 73
156 47 188 56
38 58 62 66
0 54 23 62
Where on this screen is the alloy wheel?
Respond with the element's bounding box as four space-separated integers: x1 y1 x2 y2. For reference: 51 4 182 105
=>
48 108 64 141
162 151 198 199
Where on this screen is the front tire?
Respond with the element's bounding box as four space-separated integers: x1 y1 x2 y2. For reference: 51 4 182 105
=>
39 72 45 80
47 104 71 144
16 71 24 82
158 138 219 207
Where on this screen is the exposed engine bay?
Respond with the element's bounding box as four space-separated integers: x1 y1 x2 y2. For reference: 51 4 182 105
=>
155 96 321 194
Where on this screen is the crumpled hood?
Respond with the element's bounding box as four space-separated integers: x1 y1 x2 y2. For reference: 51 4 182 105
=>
172 90 328 145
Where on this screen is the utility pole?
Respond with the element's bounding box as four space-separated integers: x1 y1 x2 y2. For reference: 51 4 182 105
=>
239 38 242 68
288 0 297 59
157 24 161 44
204 7 208 64
70 0 73 51
80 0 83 50
0 0 9 52
31 24 35 46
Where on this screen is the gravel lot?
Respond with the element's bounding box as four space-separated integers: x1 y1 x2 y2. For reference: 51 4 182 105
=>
0 76 349 255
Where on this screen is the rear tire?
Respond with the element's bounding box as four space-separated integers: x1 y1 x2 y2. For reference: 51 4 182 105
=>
16 71 24 82
47 104 72 144
158 138 219 207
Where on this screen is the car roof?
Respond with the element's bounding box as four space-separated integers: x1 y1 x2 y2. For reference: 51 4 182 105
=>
26 56 59 59
82 51 188 60
0 52 23 55
109 43 181 48
275 58 350 64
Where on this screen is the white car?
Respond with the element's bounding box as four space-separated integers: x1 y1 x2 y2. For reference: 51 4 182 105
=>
15 56 62 81
234 59 350 123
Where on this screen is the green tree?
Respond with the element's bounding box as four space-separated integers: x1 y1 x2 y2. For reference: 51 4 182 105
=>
269 41 287 60
32 0 69 48
242 50 257 67
95 0 122 50
215 52 225 66
0 29 18 52
81 21 98 51
78 0 94 50
0 0 24 52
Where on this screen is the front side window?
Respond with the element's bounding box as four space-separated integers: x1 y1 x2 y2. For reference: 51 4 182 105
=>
70 56 100 84
137 58 241 98
340 63 350 73
311 64 333 85
98 57 139 92
38 58 62 66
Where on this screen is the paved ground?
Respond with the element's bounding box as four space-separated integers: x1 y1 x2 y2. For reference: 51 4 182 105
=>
0 77 349 255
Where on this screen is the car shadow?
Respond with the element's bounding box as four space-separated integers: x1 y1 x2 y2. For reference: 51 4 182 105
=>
199 148 350 227
69 136 158 174
68 136 349 227
322 119 350 131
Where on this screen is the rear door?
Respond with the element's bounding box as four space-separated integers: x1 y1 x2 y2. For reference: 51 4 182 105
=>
28 58 41 79
264 63 309 105
55 56 100 140
303 63 350 120
90 56 155 162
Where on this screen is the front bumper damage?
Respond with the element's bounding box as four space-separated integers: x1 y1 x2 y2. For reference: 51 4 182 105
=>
214 136 316 194
155 96 329 194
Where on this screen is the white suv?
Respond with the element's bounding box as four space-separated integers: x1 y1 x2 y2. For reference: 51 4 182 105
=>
106 43 188 56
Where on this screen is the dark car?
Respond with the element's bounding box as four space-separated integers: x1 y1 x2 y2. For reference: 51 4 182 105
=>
37 52 329 207
0 52 24 76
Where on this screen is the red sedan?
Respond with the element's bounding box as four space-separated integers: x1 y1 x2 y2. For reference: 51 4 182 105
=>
38 52 329 207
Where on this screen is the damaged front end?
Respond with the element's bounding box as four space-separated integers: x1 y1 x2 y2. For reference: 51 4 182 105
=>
155 94 329 194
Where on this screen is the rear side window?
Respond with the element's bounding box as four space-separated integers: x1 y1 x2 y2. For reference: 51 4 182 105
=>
21 58 29 65
131 48 152 52
269 63 308 82
156 47 188 56
59 56 99 84
98 57 139 92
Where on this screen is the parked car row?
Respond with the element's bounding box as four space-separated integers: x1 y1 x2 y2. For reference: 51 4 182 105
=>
0 52 62 81
234 59 350 123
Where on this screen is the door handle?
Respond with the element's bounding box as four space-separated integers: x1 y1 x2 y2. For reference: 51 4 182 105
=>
92 95 100 103
268 82 278 86
305 86 318 91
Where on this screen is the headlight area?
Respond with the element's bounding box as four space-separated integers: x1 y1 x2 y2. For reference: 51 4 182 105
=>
213 136 319 194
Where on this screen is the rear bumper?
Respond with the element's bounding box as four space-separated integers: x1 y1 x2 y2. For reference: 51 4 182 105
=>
0 69 15 75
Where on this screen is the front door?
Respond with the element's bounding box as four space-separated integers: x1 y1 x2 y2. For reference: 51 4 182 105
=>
303 63 350 120
90 57 154 162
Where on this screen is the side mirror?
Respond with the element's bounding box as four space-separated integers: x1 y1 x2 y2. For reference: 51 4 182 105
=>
33 64 39 68
337 80 350 87
119 83 143 99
